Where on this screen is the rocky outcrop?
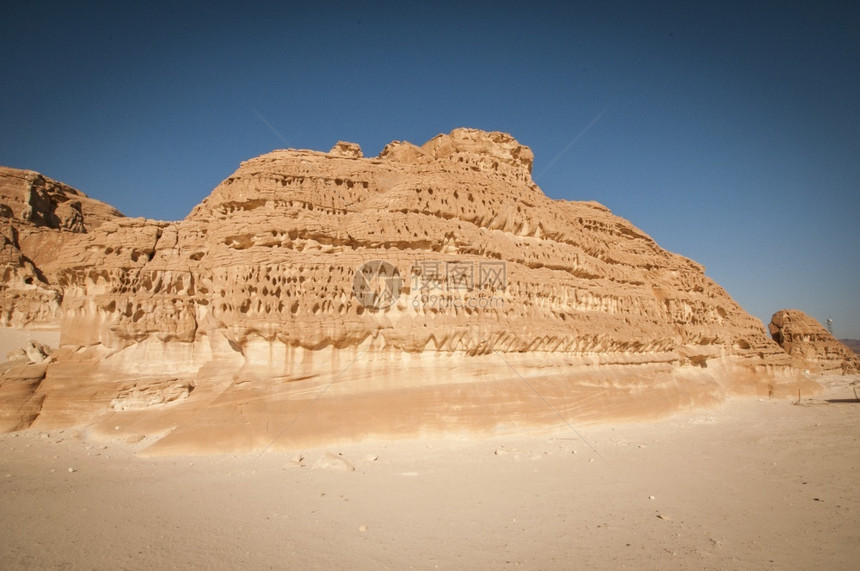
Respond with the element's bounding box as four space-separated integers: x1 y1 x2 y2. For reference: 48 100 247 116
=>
328 141 363 158
769 309 860 374
5 339 53 364
842 339 860 355
0 167 122 327
0 167 120 232
0 129 816 453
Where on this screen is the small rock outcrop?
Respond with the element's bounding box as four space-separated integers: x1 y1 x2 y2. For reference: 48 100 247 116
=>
769 309 860 374
841 339 860 355
5 339 54 364
328 141 363 158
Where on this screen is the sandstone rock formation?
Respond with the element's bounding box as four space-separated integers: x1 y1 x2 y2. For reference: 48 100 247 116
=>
0 129 817 453
769 309 860 374
0 167 122 327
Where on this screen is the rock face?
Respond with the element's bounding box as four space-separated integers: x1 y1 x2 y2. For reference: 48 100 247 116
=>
0 129 816 453
0 167 122 327
769 309 860 374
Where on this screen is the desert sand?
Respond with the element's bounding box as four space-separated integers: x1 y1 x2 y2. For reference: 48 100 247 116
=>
2 374 858 570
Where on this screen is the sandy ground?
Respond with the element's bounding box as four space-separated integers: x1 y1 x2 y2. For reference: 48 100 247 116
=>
1 374 858 570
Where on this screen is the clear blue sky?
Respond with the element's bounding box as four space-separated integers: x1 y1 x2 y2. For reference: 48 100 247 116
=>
2 1 858 337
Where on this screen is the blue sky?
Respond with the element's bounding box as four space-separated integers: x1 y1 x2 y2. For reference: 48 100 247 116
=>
2 1 858 337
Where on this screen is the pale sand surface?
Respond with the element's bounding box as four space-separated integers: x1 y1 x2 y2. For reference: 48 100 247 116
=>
1 375 858 570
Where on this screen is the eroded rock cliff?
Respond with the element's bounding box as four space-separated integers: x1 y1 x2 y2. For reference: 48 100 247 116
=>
0 129 815 452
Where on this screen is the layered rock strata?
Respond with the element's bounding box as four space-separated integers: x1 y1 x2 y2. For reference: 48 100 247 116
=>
0 130 816 452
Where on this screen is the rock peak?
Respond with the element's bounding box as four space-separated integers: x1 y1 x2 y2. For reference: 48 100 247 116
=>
379 128 534 183
328 141 363 158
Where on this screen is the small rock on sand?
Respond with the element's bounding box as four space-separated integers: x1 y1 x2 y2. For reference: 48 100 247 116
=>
313 452 355 472
286 454 305 468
